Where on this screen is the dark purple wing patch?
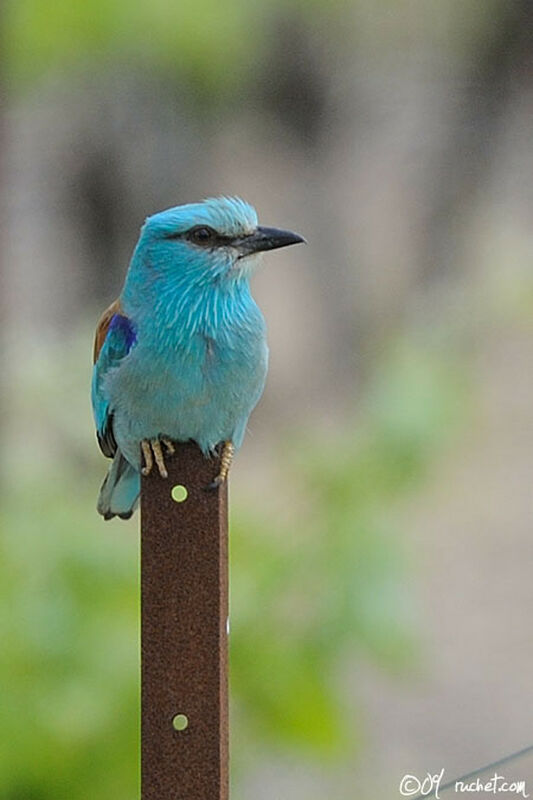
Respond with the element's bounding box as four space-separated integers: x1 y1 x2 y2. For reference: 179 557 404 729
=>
109 313 137 352
94 311 137 458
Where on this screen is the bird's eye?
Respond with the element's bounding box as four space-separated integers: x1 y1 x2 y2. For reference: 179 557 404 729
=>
188 226 216 245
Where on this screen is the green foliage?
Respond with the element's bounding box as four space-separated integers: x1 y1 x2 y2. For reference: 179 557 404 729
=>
4 0 266 97
4 0 506 97
0 334 466 797
0 482 139 800
230 341 466 767
4 0 316 96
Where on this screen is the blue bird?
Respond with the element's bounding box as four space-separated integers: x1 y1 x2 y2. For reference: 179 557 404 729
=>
92 196 304 519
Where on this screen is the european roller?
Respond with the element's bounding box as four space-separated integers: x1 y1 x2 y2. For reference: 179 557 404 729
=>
92 196 304 519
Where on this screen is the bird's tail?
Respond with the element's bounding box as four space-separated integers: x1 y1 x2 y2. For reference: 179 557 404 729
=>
97 450 140 520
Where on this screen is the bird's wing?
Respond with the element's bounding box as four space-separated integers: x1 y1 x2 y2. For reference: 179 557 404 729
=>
91 300 137 458
93 298 121 363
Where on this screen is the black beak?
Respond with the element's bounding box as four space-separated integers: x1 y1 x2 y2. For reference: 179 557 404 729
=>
235 226 306 257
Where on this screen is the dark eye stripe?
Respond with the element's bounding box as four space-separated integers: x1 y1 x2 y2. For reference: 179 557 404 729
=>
163 226 235 246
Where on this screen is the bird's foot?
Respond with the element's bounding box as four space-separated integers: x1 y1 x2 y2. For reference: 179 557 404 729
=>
206 441 235 490
141 437 175 478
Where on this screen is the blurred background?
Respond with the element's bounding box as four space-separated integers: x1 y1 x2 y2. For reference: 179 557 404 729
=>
1 1 533 797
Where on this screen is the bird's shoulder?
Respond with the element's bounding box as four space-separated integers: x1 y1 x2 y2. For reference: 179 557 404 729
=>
93 298 122 363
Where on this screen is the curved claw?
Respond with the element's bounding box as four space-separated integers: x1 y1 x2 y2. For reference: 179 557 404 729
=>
204 440 234 491
205 476 223 492
141 440 153 476
161 437 175 455
152 439 168 478
141 437 175 478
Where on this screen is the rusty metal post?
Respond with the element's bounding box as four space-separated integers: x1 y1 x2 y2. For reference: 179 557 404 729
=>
141 442 229 800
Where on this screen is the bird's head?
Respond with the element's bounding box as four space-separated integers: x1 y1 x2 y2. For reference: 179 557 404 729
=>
134 196 305 286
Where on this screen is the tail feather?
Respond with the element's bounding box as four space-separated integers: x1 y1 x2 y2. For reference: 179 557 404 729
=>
97 451 140 520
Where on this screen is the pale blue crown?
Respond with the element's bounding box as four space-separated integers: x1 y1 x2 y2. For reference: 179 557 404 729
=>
143 196 258 239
